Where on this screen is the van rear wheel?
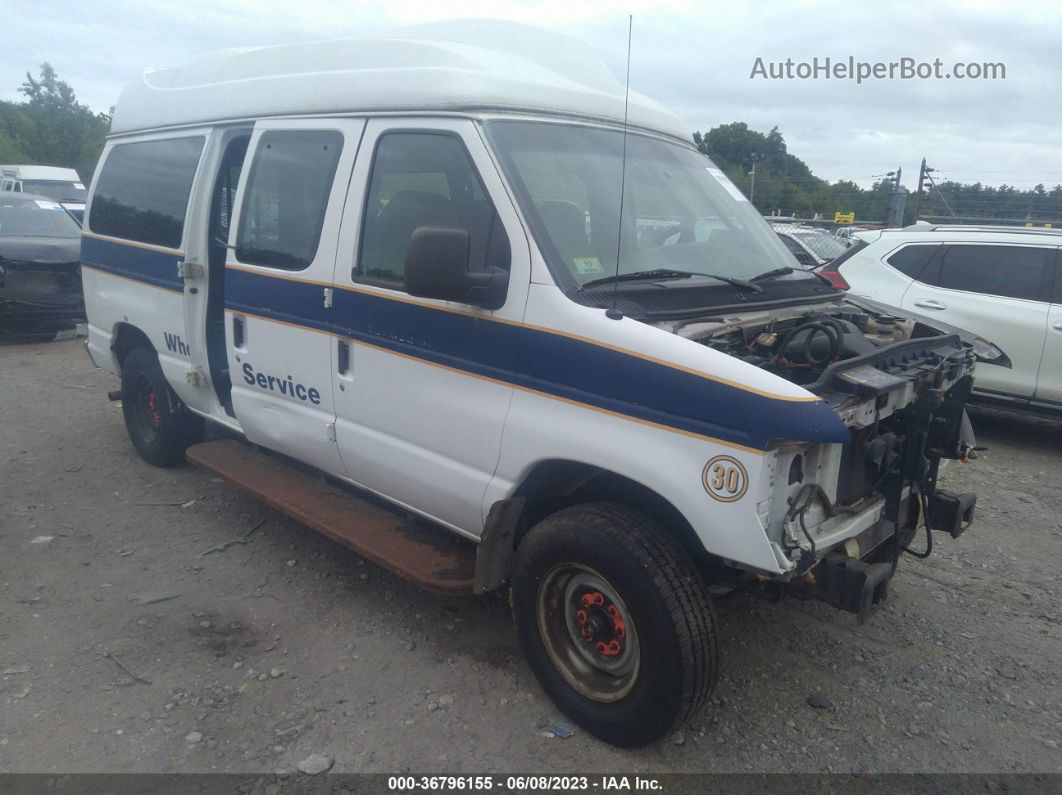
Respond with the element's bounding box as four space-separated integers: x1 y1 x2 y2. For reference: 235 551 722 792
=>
121 346 204 467
511 502 718 747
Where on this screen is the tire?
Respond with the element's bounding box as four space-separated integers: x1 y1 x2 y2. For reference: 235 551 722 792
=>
120 346 204 467
511 501 718 747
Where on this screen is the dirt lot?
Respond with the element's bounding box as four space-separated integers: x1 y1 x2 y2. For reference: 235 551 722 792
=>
1 339 1060 775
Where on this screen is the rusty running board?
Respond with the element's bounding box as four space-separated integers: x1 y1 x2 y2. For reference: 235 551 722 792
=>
186 440 476 596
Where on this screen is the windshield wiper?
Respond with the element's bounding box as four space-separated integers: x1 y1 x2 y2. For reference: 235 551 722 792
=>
581 269 763 293
749 266 796 282
579 269 694 289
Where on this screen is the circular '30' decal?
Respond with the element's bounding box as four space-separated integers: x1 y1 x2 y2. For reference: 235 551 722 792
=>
702 456 748 502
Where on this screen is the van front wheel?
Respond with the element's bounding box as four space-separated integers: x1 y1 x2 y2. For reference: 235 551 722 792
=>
511 502 718 747
121 346 204 467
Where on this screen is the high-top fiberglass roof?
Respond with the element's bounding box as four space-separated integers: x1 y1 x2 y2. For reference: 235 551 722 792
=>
109 20 691 141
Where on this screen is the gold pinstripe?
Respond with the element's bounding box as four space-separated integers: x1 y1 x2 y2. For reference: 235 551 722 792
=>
82 230 185 257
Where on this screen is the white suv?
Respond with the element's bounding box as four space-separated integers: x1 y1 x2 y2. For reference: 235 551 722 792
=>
822 224 1062 413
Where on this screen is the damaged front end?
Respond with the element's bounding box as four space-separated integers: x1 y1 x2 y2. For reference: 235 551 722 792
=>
675 297 986 622
0 256 85 337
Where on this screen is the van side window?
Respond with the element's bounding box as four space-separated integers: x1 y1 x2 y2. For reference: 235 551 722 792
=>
357 132 506 286
89 136 205 249
235 130 343 271
929 244 1049 302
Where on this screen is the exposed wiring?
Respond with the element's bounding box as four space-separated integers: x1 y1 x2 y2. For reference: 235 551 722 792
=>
785 483 824 564
900 492 934 559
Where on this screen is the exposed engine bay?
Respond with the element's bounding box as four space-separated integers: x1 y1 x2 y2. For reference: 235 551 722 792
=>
672 299 965 394
660 296 986 622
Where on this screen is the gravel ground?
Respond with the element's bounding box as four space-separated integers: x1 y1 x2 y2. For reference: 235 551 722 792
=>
1 339 1059 774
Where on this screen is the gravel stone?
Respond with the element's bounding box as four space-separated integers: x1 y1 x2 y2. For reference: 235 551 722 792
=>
297 752 334 775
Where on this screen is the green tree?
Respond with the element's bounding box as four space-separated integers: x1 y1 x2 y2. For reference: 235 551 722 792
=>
694 123 830 218
0 63 110 179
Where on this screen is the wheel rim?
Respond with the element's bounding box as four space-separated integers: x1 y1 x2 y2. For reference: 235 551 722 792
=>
537 564 639 702
132 376 161 444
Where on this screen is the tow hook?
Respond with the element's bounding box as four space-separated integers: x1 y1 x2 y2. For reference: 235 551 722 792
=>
927 490 976 539
806 553 893 625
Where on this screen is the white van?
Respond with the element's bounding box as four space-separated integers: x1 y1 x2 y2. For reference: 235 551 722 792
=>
0 164 87 221
82 23 991 747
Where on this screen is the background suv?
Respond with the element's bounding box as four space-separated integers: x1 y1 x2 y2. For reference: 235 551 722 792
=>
821 224 1062 414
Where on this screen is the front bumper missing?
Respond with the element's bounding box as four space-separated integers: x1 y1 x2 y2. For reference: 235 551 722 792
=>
812 553 893 625
791 489 975 623
927 489 976 539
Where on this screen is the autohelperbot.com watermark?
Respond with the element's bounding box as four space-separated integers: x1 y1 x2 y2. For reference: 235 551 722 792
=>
750 56 1005 83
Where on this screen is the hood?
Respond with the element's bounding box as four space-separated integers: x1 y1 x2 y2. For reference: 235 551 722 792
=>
0 235 81 264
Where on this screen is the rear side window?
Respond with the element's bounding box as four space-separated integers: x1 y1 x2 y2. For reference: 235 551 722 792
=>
235 130 343 271
886 244 938 279
932 244 1050 301
89 136 205 249
357 132 505 286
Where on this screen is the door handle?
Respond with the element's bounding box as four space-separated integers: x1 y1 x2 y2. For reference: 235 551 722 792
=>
1053 321 1062 332
232 316 245 348
337 339 350 375
914 299 947 311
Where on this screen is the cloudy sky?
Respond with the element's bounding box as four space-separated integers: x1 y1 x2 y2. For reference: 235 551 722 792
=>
4 0 1060 189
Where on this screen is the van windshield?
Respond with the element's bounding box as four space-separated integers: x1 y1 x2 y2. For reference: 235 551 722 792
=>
486 121 809 290
21 180 87 203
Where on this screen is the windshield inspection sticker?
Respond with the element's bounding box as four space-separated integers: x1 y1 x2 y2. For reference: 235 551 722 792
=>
572 256 606 275
73 183 86 190
34 200 63 210
705 167 749 202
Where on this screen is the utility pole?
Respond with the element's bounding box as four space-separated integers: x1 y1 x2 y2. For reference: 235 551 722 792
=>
878 168 907 227
913 157 930 222
748 153 760 203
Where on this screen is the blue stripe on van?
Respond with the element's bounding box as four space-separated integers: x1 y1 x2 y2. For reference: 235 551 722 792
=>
81 235 184 291
76 238 850 450
224 267 851 451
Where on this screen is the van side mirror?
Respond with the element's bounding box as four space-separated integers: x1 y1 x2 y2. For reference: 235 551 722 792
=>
404 226 509 310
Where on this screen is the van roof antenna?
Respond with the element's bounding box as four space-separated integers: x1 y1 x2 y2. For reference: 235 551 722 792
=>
606 14 633 322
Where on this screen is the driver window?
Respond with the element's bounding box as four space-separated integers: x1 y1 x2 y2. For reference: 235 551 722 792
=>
356 132 506 287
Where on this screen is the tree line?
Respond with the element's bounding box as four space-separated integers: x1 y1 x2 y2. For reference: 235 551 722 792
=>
694 122 1062 225
2 65 1059 226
